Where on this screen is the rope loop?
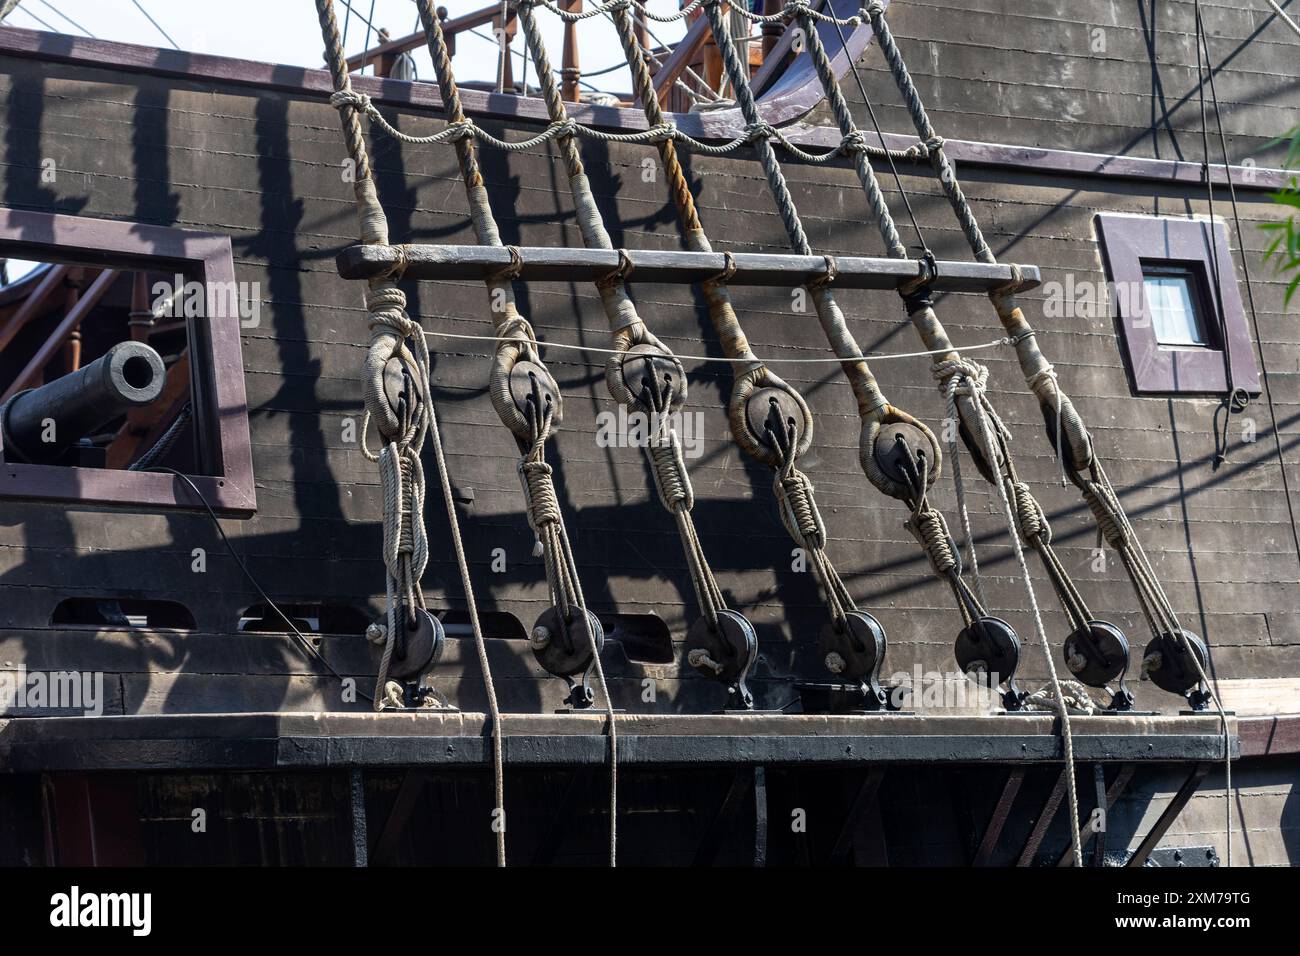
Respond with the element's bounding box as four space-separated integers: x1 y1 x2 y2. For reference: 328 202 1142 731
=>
596 248 635 291
806 254 839 291
707 250 738 285
775 464 827 551
329 89 371 113
487 245 525 284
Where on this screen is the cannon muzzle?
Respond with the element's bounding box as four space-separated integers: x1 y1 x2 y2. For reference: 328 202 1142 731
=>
1 341 167 464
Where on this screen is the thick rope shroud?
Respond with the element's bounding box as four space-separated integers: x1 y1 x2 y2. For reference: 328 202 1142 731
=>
315 0 509 867
416 0 617 868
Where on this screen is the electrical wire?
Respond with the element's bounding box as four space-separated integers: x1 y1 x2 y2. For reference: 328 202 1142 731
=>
145 466 373 703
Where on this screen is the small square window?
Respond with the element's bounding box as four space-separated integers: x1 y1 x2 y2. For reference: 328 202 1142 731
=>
1141 266 1209 347
1094 214 1260 396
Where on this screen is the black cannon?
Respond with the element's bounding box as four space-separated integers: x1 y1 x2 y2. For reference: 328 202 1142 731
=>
1 341 166 464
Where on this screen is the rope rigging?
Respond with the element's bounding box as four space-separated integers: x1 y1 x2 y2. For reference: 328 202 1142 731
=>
417 0 618 866
695 0 1030 712
608 0 935 707
859 0 1240 861
516 0 759 713
314 0 508 868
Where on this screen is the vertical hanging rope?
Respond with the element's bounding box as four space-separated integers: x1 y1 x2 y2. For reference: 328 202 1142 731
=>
415 0 617 867
315 0 509 865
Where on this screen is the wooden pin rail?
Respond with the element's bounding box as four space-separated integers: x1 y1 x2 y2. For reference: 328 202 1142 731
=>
336 244 1042 293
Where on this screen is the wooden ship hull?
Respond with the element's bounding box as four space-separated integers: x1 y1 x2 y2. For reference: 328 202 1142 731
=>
0 0 1296 867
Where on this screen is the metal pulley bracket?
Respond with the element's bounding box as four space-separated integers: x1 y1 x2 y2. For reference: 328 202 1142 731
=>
1143 629 1211 709
1065 620 1134 710
621 342 685 410
509 359 562 426
384 606 445 681
745 386 803 454
819 610 890 710
954 616 1027 711
686 609 758 710
531 605 604 680
873 421 934 491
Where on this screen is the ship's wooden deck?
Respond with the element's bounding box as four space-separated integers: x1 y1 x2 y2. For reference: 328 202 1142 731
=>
1 710 1272 771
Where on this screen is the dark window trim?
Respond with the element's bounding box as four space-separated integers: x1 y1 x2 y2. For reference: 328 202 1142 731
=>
1095 213 1260 397
0 208 255 515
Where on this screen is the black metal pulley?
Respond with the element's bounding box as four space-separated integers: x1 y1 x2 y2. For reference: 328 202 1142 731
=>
954 616 1026 710
686 609 758 710
1064 620 1134 711
531 605 604 680
384 606 445 681
1142 629 1212 710
820 610 890 710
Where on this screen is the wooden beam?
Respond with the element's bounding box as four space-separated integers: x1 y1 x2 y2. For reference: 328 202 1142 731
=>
829 766 887 865
561 0 582 102
1057 763 1137 866
972 767 1025 866
343 4 501 72
1017 769 1067 866
336 244 1043 293
2 268 118 403
370 769 431 864
651 16 711 106
0 262 69 355
1125 763 1212 867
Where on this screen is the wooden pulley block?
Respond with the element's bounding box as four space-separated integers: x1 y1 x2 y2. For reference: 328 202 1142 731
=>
1142 629 1211 709
620 342 685 408
509 359 562 425
819 610 890 710
381 355 422 430
873 421 934 489
954 616 1026 709
686 610 758 710
1064 620 1130 688
744 386 804 451
385 606 445 681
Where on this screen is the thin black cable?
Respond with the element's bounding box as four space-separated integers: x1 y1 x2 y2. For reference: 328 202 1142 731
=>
131 0 178 50
830 13 930 256
1195 3 1300 568
1193 0 1239 471
146 466 373 702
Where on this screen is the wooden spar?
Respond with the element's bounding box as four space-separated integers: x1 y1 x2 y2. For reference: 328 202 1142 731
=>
2 268 119 403
335 243 1042 293
652 16 711 106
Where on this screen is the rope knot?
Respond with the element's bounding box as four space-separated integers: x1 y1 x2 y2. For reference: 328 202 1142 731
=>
905 505 957 576
925 135 946 152
648 432 694 512
932 357 989 396
744 121 775 144
365 285 418 339
840 129 868 155
330 89 370 112
1010 480 1050 545
521 459 561 530
775 465 826 551
862 1 886 17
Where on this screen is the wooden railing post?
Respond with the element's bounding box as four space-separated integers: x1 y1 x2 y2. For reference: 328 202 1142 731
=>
561 0 582 102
